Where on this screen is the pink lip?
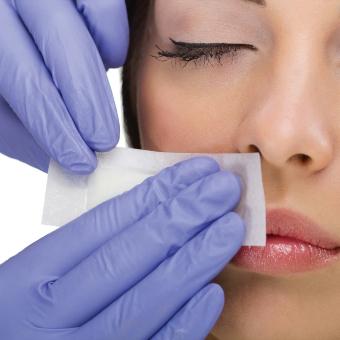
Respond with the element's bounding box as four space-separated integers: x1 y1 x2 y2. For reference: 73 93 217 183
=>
231 209 340 275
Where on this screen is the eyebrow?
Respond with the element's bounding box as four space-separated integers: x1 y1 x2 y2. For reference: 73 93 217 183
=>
243 0 266 6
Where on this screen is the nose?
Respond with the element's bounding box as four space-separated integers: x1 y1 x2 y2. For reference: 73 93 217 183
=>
235 57 334 173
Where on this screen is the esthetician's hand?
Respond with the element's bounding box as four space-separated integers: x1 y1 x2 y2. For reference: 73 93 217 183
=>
0 157 245 340
0 0 129 174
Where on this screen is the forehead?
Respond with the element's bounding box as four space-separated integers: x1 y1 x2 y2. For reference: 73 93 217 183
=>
153 0 267 41
153 0 340 42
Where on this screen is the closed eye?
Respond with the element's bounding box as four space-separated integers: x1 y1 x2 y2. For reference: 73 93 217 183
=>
152 38 257 67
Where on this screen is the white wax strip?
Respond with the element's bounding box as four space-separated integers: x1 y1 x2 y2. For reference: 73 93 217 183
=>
42 148 266 246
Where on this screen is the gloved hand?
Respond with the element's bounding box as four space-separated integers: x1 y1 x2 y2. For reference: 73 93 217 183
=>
0 157 245 340
0 0 129 174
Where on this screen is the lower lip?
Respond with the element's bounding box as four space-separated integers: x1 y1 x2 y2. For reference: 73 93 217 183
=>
231 235 340 275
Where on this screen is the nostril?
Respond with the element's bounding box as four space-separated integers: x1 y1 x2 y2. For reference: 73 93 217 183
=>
248 144 261 154
298 154 310 164
289 153 311 165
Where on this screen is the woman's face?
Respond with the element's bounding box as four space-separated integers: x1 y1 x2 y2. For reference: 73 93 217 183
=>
137 0 340 338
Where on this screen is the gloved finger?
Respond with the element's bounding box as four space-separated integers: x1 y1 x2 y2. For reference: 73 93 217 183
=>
15 0 119 152
75 0 129 68
151 284 224 340
0 2 96 174
0 95 49 172
45 171 241 328
21 157 221 274
74 212 245 340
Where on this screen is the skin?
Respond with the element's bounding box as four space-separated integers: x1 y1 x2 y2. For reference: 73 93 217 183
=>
136 0 340 338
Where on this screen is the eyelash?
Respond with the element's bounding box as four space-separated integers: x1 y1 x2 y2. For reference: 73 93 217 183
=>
153 38 256 67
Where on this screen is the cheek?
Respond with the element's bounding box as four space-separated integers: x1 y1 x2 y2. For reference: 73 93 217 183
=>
137 59 253 153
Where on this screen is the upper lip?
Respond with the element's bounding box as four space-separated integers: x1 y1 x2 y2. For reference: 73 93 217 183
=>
266 209 340 250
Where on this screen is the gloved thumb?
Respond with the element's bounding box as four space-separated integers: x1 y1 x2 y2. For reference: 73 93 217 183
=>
75 0 129 68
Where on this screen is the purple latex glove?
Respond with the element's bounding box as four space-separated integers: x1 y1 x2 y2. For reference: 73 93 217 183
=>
0 0 129 174
0 157 245 339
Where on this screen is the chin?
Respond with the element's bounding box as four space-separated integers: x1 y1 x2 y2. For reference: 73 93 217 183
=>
211 264 340 340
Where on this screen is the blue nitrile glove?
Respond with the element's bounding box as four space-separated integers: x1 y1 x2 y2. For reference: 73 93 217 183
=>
0 0 129 174
0 157 245 340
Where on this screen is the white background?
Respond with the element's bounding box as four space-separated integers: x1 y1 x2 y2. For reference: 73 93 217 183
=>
0 69 126 264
